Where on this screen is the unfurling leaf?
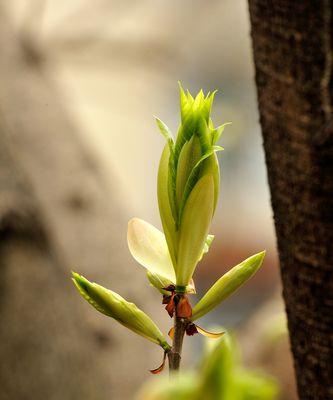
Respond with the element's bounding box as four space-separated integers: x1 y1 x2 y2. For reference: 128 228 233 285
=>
156 85 227 290
155 117 174 143
127 217 194 294
176 174 215 287
72 272 170 351
211 122 231 145
149 350 168 375
191 251 266 321
157 144 178 266
198 234 215 262
199 152 220 213
127 218 176 283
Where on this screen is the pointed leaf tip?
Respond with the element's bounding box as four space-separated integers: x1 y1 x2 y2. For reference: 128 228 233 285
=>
72 273 169 348
155 117 174 142
178 80 184 91
191 251 266 321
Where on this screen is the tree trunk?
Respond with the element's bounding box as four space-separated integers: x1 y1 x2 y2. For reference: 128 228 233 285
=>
0 13 160 400
248 2 333 399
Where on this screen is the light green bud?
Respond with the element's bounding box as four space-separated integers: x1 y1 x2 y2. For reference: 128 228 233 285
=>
191 251 266 321
176 174 215 286
146 271 175 295
72 272 170 350
176 135 202 207
156 84 227 288
157 144 178 267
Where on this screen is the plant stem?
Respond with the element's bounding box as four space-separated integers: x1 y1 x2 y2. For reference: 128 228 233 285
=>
168 314 187 375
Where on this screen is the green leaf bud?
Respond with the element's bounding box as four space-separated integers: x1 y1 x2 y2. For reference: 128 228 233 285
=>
157 144 178 267
156 84 228 288
72 272 170 350
191 251 266 321
176 174 215 286
146 271 175 295
176 135 202 207
146 271 196 295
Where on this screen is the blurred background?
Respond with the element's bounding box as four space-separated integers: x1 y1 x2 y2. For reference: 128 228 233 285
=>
0 1 297 399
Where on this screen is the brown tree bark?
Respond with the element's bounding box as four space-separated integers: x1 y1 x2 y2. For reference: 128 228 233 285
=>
248 2 333 399
0 11 161 400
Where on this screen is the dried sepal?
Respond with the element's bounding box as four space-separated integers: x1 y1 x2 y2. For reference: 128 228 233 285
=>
176 295 192 318
165 293 176 318
149 350 168 375
195 325 225 339
169 323 224 339
168 327 174 340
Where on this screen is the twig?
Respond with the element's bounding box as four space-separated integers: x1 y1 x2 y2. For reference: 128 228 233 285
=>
168 300 187 375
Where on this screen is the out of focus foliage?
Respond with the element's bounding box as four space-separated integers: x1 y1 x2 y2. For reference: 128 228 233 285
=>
137 330 279 400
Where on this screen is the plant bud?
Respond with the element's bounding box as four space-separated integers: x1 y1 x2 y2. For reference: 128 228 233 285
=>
72 272 170 350
176 174 214 286
191 251 266 321
156 84 227 288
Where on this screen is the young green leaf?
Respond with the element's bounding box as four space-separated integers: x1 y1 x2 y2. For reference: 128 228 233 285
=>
201 91 217 124
72 272 170 350
204 234 215 253
178 147 222 220
195 115 211 155
179 82 194 124
127 218 176 283
157 144 178 267
199 152 220 213
197 234 215 263
191 251 266 321
155 117 174 143
176 135 202 207
211 122 231 145
128 218 197 294
176 174 215 287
